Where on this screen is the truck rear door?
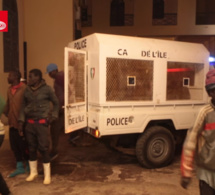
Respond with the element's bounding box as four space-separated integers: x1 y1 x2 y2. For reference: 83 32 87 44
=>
64 47 87 133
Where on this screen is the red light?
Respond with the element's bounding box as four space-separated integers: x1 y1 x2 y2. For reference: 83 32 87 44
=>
167 68 193 72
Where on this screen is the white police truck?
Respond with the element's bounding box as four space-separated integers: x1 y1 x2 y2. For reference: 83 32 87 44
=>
64 33 209 168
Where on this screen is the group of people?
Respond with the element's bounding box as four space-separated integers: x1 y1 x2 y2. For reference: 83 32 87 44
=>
2 63 215 194
0 63 64 188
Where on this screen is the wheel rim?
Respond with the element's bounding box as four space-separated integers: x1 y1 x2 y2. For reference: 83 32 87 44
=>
147 137 169 161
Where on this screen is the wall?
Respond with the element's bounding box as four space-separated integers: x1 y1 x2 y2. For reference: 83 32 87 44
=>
0 0 24 102
0 0 74 96
1 0 215 98
0 0 8 101
81 0 215 37
23 0 74 86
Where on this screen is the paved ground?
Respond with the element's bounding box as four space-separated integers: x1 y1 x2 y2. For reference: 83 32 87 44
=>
0 131 199 195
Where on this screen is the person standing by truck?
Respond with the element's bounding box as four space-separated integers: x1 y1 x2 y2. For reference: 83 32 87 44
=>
46 63 82 151
4 70 29 178
46 63 65 160
181 68 215 194
18 69 59 185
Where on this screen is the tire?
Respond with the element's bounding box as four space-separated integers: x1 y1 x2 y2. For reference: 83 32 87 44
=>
136 126 175 168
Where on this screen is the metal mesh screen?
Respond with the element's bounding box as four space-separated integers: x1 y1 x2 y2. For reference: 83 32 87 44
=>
106 58 153 101
68 52 85 104
166 62 204 100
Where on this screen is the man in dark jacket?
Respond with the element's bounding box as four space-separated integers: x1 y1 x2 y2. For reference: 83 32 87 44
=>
18 69 59 185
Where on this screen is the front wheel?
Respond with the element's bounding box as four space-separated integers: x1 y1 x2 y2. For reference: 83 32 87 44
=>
136 126 175 168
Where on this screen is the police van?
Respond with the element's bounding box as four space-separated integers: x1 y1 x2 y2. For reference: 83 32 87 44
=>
64 33 209 168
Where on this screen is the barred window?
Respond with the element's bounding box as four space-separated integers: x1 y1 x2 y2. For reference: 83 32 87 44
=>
167 62 204 100
106 58 153 101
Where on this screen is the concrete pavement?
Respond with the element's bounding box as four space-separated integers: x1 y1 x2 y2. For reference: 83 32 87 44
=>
0 130 199 195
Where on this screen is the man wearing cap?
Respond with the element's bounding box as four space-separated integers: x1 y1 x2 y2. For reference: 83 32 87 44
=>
46 63 65 160
181 69 215 194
